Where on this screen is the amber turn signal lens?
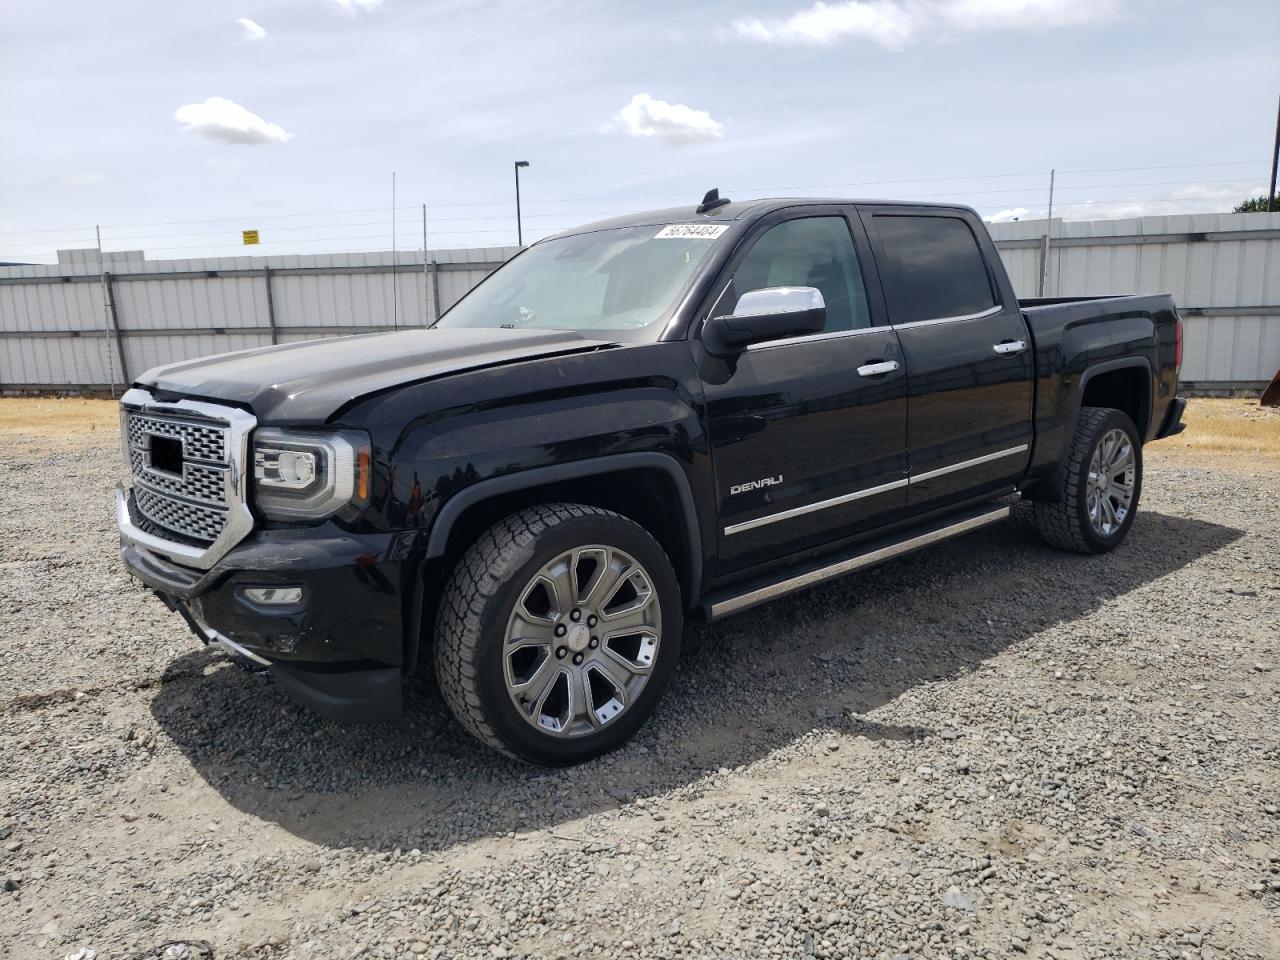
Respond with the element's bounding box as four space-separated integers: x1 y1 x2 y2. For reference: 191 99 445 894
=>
356 447 370 503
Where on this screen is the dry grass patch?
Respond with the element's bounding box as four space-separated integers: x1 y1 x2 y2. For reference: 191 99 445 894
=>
0 397 119 451
0 394 1275 471
1146 397 1280 471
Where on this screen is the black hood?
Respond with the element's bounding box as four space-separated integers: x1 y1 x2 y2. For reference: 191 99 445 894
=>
137 328 614 423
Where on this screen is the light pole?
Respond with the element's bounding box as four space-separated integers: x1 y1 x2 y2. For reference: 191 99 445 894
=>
1269 93 1279 213
514 160 530 246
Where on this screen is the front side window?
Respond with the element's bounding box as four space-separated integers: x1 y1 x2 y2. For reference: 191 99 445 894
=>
725 216 871 333
871 215 997 324
435 224 723 335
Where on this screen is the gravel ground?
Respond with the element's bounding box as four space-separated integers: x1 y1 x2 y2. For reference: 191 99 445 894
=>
1 412 1278 960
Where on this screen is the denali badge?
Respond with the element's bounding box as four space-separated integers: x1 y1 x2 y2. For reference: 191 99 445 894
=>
730 475 783 495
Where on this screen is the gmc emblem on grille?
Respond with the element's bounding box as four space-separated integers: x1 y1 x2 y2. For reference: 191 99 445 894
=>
147 434 185 476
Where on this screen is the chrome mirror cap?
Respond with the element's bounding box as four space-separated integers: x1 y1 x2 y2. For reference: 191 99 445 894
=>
703 285 827 356
731 285 825 317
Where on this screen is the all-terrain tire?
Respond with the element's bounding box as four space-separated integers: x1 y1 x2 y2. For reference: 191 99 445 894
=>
1027 406 1143 554
433 502 683 765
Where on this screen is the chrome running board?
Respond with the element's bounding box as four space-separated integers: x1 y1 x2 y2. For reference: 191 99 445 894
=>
704 503 1011 620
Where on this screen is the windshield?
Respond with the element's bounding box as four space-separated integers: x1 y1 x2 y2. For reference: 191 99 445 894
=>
435 224 726 335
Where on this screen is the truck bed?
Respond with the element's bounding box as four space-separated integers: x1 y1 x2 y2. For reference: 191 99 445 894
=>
1015 291 1181 488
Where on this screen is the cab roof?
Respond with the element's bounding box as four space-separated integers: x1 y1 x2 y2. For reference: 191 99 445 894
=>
543 196 977 242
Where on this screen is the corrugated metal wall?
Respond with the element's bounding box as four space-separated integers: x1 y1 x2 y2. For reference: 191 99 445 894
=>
989 212 1280 388
4 214 1279 391
0 247 517 391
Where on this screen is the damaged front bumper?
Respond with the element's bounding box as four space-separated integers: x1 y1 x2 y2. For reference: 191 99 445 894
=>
117 489 420 724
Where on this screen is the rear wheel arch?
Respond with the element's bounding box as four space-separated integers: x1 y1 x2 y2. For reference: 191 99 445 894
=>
1075 358 1153 440
1022 357 1152 503
1021 405 1143 554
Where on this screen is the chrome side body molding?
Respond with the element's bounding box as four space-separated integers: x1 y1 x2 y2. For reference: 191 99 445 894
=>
907 444 1029 484
724 478 909 536
724 444 1028 536
708 503 1011 620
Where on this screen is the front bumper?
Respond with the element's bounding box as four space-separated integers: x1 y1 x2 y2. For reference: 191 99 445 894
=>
118 489 420 723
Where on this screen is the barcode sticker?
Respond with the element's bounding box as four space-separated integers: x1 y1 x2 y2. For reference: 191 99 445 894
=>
655 224 729 240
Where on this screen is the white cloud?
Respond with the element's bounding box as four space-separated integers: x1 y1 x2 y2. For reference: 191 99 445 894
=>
174 97 292 146
1075 184 1267 219
731 0 1118 49
982 185 1264 223
1055 188 1257 221
236 17 269 42
613 93 725 146
64 172 111 187
332 0 384 14
734 1 914 48
1169 184 1254 203
986 207 1030 222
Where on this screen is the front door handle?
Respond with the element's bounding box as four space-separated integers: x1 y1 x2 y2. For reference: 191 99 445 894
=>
993 340 1028 356
857 360 900 377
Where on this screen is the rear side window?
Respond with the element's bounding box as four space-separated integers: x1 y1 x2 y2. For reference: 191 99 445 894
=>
871 215 997 324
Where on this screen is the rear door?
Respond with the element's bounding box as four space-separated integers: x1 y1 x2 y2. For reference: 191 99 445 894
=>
696 207 908 575
860 206 1034 510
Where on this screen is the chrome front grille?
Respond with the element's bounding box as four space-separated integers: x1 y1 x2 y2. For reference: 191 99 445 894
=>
129 448 226 505
125 411 232 544
127 414 227 464
118 389 257 569
133 483 228 542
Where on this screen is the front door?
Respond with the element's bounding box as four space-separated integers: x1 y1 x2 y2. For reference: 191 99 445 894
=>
696 208 909 575
861 207 1034 511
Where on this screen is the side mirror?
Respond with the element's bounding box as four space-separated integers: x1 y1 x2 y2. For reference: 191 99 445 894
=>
703 286 826 356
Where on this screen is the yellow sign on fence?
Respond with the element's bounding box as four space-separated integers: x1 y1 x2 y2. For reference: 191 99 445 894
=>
242 229 260 245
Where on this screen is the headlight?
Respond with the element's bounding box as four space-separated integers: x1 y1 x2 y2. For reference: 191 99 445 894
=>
252 428 371 521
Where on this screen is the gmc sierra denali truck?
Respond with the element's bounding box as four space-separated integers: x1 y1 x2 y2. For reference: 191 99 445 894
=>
116 193 1186 764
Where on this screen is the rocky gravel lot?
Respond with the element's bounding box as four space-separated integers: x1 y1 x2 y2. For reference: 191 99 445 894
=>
1 405 1278 960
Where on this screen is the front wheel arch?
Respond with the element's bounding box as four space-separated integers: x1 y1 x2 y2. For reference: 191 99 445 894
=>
423 452 703 604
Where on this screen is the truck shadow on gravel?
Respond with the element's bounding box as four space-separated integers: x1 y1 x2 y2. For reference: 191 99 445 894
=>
150 511 1240 853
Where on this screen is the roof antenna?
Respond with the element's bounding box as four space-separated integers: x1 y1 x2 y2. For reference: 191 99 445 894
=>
696 188 731 215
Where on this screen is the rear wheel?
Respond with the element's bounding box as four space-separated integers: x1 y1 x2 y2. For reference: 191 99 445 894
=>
434 503 682 764
1025 406 1142 554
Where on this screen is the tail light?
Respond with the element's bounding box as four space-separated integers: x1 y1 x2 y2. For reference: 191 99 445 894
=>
1175 316 1183 371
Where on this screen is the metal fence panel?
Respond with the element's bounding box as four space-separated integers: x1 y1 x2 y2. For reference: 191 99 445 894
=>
0 247 516 390
4 217 1279 391
113 274 266 331
124 332 270 378
0 335 116 389
989 212 1280 388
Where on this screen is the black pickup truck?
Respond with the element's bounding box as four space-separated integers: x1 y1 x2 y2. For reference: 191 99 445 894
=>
116 193 1185 763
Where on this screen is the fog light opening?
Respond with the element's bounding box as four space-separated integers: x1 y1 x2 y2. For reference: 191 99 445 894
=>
242 586 303 605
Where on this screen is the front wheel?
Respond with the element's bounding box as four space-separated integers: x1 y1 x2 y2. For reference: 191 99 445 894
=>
1025 406 1143 554
434 503 682 764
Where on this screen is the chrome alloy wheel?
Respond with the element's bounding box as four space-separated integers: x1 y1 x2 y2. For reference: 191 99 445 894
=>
503 545 662 738
1087 427 1136 537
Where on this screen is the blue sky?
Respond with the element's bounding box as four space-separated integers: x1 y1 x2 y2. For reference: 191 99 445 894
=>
1 0 1277 262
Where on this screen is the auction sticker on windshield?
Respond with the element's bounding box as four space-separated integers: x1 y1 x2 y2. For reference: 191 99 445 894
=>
655 224 729 239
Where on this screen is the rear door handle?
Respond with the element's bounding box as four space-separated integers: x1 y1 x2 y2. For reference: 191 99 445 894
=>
993 340 1028 355
857 360 900 377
